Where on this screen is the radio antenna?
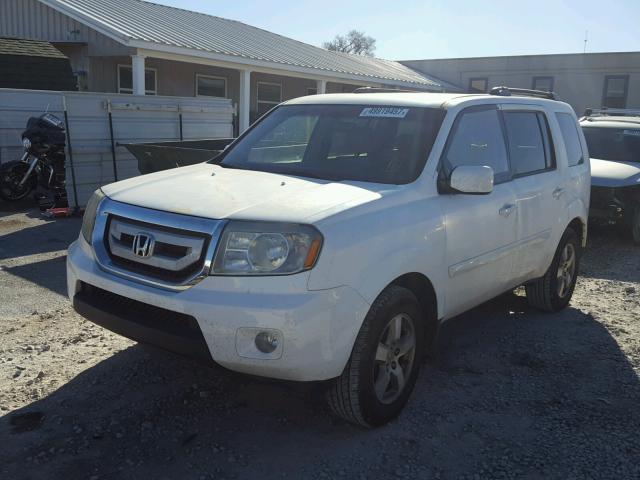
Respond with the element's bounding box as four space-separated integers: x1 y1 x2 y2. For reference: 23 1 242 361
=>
583 30 588 53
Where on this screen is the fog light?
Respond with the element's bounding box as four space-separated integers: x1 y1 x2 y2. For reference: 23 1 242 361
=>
255 331 279 353
236 327 283 359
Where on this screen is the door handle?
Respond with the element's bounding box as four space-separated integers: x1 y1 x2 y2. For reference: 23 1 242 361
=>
552 187 565 199
499 204 517 217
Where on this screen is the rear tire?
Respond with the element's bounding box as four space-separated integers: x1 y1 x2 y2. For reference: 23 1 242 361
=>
326 285 425 428
525 228 580 312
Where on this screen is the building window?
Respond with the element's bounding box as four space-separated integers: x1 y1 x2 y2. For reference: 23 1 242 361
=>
257 82 282 117
196 74 227 98
118 65 157 95
306 87 318 96
468 77 488 93
532 76 554 92
602 75 629 108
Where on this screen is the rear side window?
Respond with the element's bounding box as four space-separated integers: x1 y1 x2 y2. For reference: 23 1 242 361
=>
442 107 510 183
503 111 554 176
556 113 584 166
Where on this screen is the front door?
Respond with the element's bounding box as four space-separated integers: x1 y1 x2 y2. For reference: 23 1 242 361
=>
439 105 519 317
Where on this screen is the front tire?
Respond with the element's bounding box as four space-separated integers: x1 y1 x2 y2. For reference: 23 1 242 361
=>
0 162 34 201
326 285 425 427
525 228 580 312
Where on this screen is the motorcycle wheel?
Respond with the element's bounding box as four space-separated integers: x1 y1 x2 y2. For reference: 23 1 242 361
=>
0 162 34 201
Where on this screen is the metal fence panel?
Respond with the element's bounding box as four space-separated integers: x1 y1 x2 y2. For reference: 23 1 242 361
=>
0 88 234 206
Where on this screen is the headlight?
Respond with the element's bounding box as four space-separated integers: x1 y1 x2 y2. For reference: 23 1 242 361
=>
22 137 31 150
212 221 323 275
81 189 105 244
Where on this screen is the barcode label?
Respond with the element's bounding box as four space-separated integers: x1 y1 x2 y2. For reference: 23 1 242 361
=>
359 107 409 118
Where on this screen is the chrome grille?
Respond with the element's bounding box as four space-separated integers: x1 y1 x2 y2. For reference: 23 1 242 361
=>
108 217 206 272
92 198 225 291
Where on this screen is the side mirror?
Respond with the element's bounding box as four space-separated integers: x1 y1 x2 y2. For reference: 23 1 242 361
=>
447 165 494 194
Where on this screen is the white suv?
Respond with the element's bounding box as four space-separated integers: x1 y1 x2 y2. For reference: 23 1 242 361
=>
67 88 590 427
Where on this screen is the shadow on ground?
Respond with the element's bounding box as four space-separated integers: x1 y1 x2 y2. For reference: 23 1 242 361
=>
2 292 638 479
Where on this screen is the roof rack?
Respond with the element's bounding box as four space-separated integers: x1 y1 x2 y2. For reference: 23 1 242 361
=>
353 87 418 94
489 86 556 100
583 107 640 117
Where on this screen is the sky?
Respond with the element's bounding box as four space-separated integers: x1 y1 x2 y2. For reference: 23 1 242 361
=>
151 0 640 60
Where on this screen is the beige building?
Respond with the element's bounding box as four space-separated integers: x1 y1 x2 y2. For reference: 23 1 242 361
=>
402 52 640 115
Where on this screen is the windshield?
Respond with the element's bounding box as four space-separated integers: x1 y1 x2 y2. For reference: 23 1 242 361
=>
582 126 640 162
218 104 445 184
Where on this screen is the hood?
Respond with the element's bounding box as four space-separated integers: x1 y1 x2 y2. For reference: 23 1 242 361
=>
101 163 384 223
590 158 640 188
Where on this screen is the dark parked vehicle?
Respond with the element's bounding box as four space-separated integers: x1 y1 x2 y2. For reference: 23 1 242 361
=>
581 108 640 244
0 113 67 208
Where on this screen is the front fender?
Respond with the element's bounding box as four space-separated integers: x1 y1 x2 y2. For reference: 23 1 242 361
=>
308 195 447 320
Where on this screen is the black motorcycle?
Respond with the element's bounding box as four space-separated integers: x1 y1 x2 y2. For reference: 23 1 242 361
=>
0 113 68 208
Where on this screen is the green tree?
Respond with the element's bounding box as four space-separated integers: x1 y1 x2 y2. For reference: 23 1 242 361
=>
323 30 376 57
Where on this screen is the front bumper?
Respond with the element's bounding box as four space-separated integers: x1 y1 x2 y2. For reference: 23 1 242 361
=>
67 238 370 382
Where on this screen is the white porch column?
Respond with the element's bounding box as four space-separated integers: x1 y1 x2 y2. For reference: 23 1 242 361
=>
131 54 146 96
239 69 251 133
317 79 327 95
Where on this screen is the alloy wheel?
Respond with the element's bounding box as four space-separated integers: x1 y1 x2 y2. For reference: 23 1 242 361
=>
373 313 416 404
556 243 576 298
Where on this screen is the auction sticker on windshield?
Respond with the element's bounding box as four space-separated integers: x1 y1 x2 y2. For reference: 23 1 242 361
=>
360 107 409 118
623 129 640 137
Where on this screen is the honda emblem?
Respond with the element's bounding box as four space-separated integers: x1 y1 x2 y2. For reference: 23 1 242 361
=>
132 232 155 258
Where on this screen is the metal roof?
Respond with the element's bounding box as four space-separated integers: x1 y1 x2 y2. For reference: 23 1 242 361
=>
41 0 443 89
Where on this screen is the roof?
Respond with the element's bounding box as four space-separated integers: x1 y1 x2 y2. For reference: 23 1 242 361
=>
286 92 573 111
40 0 442 89
401 50 640 63
0 36 68 58
286 92 463 108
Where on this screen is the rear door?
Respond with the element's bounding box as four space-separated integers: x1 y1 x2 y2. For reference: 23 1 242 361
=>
439 105 519 317
500 105 559 282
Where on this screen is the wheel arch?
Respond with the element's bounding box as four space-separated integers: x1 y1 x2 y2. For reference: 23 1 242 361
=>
567 216 587 248
388 272 439 348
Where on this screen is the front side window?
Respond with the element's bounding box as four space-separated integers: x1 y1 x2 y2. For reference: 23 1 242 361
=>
503 111 554 176
468 78 488 93
219 104 445 184
306 87 318 96
556 113 584 167
118 65 157 95
602 75 629 108
257 82 282 117
196 75 227 98
532 76 554 92
442 107 510 182
582 127 640 162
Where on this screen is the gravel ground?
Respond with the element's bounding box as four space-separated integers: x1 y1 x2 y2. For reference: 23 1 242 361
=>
1 201 639 480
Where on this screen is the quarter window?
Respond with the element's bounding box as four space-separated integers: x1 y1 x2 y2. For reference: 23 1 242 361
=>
468 77 488 93
532 76 554 92
556 113 584 167
257 82 282 117
602 75 629 108
443 107 510 182
503 111 554 176
196 75 227 98
117 65 157 95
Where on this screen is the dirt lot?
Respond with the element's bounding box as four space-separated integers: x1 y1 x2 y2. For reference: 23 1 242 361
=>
1 201 639 480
